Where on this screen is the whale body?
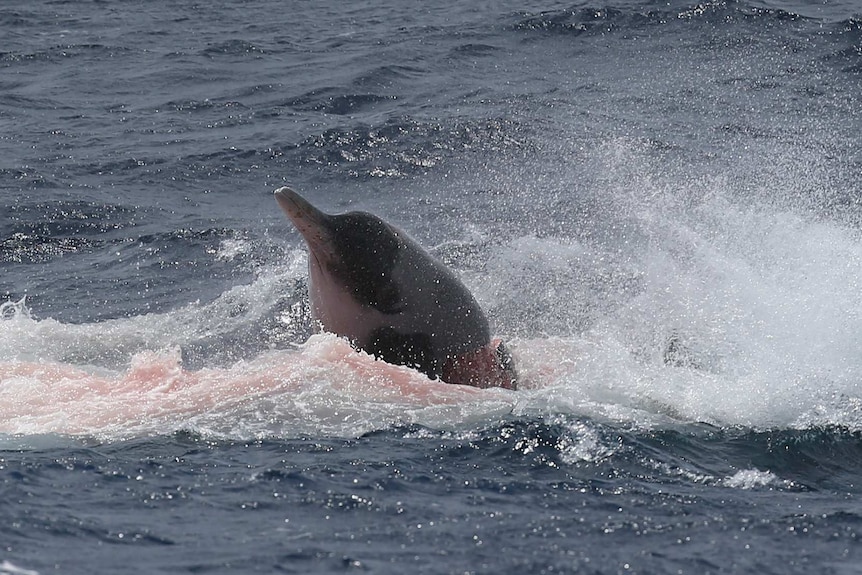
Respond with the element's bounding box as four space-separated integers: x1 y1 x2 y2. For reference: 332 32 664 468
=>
274 187 516 390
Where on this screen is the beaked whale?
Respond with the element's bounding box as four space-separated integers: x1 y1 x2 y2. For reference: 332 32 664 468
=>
274 187 517 390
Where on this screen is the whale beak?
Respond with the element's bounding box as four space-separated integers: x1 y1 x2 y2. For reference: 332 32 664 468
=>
275 186 328 232
274 187 336 259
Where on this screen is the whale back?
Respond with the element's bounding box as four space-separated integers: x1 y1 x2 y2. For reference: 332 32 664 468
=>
274 186 514 388
320 210 491 377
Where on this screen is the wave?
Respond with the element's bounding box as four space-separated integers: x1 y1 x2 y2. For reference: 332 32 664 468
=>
5 132 862 438
4 199 141 237
0 329 508 440
201 39 266 58
0 43 132 64
284 116 528 179
5 125 862 439
281 87 398 115
3 258 862 441
512 0 859 37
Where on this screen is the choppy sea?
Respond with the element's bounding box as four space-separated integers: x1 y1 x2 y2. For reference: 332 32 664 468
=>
2 0 862 573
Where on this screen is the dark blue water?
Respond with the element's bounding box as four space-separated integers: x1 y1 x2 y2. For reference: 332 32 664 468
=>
2 0 862 573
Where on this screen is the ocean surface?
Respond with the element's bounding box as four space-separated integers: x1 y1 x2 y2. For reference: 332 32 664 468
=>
2 0 862 573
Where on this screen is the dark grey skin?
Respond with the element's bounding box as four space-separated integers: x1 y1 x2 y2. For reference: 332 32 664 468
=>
274 186 493 381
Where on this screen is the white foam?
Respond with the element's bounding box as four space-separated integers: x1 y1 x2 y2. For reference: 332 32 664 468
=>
723 469 780 490
212 238 253 261
0 560 40 575
473 136 862 431
0 332 516 440
6 195 862 438
3 138 862 438
0 250 308 368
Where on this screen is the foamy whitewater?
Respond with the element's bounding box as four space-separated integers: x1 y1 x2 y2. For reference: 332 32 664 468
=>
4 140 862 439
2 0 862 573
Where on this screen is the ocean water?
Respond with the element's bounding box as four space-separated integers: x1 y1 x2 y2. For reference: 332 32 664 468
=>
2 0 862 572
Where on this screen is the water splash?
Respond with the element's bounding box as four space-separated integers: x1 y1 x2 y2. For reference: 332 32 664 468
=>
4 135 862 437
